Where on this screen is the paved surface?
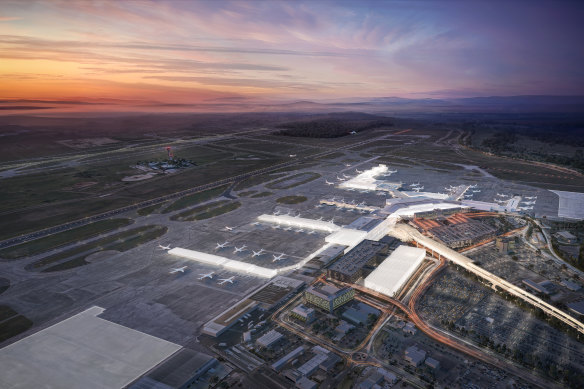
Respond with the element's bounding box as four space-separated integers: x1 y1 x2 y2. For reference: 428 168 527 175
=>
0 306 181 389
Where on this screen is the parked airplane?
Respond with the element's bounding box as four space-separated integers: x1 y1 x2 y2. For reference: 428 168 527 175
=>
252 222 260 226
472 190 481 193
225 226 234 231
355 169 363 173
336 176 346 181
234 245 247 253
350 131 357 135
273 210 281 215
328 217 335 223
307 230 316 235
289 154 297 157
342 173 350 179
387 169 397 174
198 272 214 280
218 276 235 285
523 206 534 210
284 226 293 231
496 193 508 197
325 180 335 186
469 184 478 188
413 188 421 192
295 228 304 233
317 217 324 221
252 249 265 257
273 253 286 262
524 201 536 205
525 196 537 200
216 241 229 249
169 266 187 274
344 163 352 167
158 244 171 250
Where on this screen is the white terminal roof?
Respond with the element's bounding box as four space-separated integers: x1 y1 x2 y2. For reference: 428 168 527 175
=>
388 202 462 218
402 191 449 200
0 306 181 389
258 214 340 233
339 164 389 191
325 228 368 249
168 248 277 278
364 245 426 297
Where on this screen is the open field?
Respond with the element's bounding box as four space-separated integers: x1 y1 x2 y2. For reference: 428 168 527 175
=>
162 186 228 213
276 195 307 204
0 218 133 260
28 225 167 271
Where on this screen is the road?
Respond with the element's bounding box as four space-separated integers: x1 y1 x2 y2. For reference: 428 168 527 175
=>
391 223 584 336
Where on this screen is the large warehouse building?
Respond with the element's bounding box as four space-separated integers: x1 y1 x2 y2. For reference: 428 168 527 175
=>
364 245 426 298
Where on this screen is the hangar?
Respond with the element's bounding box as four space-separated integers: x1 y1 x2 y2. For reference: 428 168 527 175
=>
364 245 426 298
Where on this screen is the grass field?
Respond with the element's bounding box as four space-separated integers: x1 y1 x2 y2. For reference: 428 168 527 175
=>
137 203 166 216
0 313 33 343
0 218 133 260
0 278 9 295
266 172 321 190
170 200 230 221
162 185 228 213
237 190 257 197
276 196 307 204
233 172 288 191
250 191 273 198
29 225 167 272
190 201 241 221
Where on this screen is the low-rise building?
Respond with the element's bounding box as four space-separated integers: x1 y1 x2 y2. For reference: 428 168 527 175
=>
327 239 390 283
425 357 440 370
296 376 318 389
304 283 354 312
555 230 578 244
271 346 305 372
405 345 426 367
256 329 284 349
291 304 316 323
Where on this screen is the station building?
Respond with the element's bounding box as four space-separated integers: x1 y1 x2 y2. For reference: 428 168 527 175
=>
327 239 391 283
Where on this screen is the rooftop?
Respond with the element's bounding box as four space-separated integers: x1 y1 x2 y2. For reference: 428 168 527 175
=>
0 306 181 389
328 239 388 277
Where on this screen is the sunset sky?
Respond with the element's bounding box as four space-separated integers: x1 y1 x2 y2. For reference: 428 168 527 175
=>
1 0 583 105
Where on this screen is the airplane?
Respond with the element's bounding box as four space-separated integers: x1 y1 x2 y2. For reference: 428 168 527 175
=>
347 187 356 191
325 180 335 186
496 193 508 197
336 176 346 181
169 266 187 274
158 244 171 250
289 154 297 157
252 249 265 257
273 224 282 229
317 216 324 221
525 196 537 200
273 253 286 262
274 210 281 215
225 226 234 231
413 188 421 192
524 201 536 205
344 163 352 167
328 217 335 223
350 131 357 135
523 206 534 210
198 272 214 280
284 226 293 231
387 169 397 174
233 245 247 253
355 169 363 173
469 184 478 188
472 190 481 193
307 230 316 235
410 182 420 187
295 228 304 233
215 241 229 249
218 276 235 285
342 173 350 179
252 221 260 226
